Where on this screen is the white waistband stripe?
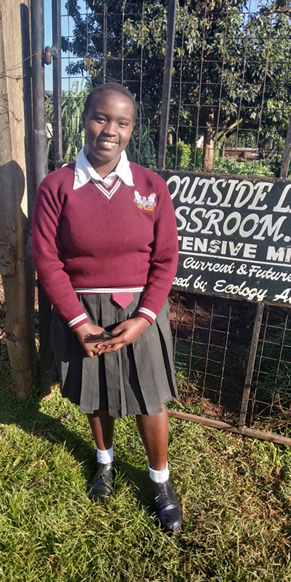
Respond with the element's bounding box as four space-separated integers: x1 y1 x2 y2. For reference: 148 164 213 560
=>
74 287 145 293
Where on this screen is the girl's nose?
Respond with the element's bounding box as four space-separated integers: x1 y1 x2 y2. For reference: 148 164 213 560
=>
104 121 117 135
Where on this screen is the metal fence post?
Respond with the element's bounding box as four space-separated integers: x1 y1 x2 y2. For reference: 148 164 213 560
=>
280 111 291 178
32 0 51 396
32 0 48 186
157 0 177 170
103 1 108 83
52 0 63 167
238 303 264 429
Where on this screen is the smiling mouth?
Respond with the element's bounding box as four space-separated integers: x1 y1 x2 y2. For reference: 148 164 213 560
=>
98 140 119 146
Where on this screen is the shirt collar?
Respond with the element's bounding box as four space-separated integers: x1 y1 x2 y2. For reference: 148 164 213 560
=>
73 146 134 190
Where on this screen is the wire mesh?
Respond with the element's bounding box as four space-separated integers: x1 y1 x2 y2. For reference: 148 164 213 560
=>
249 305 291 434
55 0 291 176
57 0 166 165
170 291 291 435
170 1 291 176
170 291 255 422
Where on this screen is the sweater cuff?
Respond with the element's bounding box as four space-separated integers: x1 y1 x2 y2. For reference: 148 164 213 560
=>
68 313 89 331
137 307 156 325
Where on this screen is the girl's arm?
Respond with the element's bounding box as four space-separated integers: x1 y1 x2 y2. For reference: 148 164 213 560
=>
32 177 90 332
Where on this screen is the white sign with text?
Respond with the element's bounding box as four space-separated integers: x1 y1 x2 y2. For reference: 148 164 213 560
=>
159 171 291 305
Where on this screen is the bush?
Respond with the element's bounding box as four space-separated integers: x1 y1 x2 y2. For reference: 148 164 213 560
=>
45 81 90 167
126 118 156 168
166 141 192 171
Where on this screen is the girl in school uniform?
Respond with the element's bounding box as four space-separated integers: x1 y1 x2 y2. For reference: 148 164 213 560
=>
32 82 183 532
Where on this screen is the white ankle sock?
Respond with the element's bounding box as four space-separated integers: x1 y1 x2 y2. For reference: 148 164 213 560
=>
148 462 169 484
96 445 114 465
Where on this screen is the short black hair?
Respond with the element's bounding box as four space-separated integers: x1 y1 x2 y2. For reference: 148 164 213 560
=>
83 82 137 121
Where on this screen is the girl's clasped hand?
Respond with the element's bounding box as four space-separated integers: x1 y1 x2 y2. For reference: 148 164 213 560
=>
78 317 150 357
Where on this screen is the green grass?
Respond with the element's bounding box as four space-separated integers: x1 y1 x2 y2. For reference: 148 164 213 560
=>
1 381 291 581
1 301 291 580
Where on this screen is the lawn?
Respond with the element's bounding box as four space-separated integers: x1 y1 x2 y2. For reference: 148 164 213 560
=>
1 375 291 581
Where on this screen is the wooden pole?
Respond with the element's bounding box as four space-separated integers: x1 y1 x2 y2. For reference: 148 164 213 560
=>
0 0 37 397
167 409 291 447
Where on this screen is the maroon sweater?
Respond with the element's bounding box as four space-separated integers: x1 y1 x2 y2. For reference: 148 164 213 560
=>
32 162 178 330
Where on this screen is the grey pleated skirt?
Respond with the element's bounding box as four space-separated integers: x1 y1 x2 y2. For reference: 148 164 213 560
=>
51 292 178 418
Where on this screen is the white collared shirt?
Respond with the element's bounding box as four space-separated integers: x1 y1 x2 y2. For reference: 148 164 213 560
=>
73 146 134 190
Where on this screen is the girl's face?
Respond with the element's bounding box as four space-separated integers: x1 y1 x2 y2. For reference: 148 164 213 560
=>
83 90 135 177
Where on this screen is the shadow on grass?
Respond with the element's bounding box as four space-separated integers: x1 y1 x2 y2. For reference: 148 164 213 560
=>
0 386 154 509
0 386 92 460
114 460 153 507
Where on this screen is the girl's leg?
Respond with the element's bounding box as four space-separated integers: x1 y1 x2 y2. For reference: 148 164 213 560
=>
135 404 169 470
87 410 115 502
87 410 115 450
136 404 183 532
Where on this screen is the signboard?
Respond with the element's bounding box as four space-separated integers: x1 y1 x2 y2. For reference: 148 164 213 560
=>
158 170 291 306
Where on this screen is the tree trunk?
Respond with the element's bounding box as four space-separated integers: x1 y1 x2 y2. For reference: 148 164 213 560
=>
202 108 215 171
0 0 37 397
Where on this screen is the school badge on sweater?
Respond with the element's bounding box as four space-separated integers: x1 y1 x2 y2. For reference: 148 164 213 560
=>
133 191 156 211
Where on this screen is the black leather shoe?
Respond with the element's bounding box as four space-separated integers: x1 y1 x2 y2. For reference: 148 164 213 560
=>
89 462 115 502
152 479 183 532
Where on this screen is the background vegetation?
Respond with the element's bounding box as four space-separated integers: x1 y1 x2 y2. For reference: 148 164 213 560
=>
45 84 281 175
59 0 291 173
